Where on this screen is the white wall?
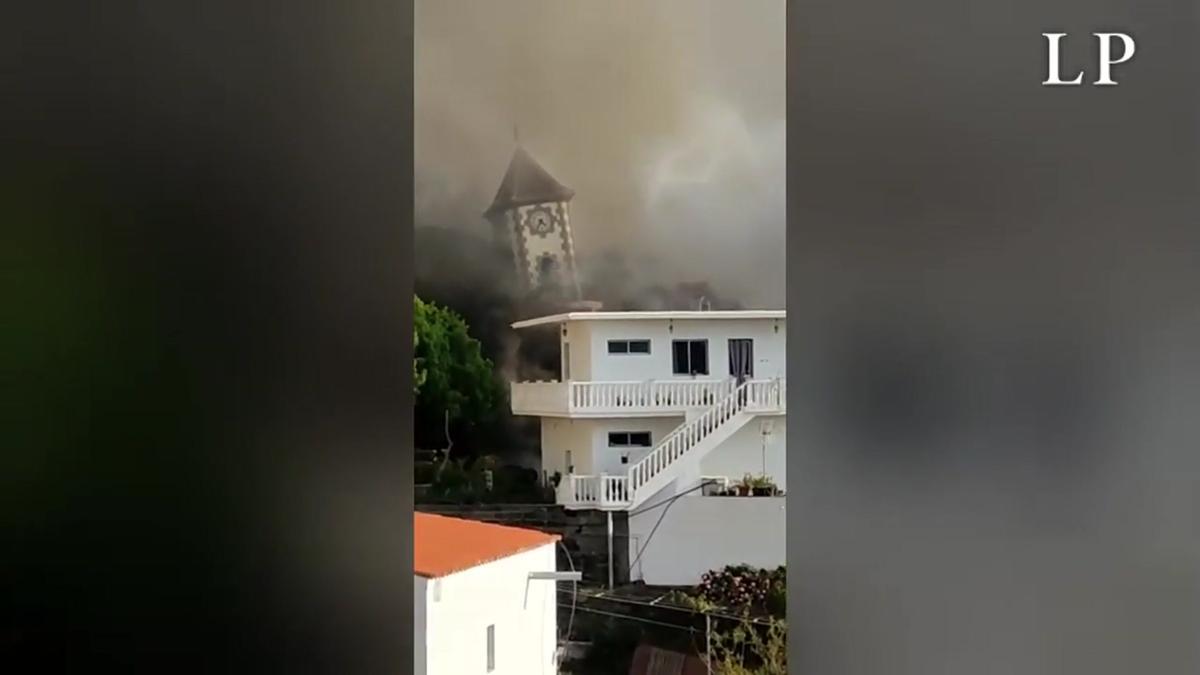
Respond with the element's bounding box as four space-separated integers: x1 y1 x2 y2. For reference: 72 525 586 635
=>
541 416 684 477
562 321 591 381
540 409 785 483
420 543 558 675
541 419 593 478
571 318 786 382
414 575 428 675
628 496 786 585
588 417 684 475
699 414 786 490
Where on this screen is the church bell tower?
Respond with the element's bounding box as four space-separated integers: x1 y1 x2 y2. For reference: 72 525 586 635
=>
484 143 582 301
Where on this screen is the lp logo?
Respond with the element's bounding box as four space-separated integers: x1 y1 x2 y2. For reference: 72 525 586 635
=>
1043 33 1136 86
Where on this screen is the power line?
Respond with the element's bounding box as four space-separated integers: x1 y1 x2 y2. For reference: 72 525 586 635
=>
556 603 698 633
627 479 716 518
627 479 717 577
557 588 778 627
556 539 578 649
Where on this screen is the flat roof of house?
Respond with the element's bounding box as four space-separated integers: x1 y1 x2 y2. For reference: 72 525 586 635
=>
414 513 559 579
511 310 785 329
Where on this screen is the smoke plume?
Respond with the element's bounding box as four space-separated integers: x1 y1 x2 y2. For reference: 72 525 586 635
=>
414 0 785 312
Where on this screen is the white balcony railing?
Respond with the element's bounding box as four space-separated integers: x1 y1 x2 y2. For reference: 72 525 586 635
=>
511 378 738 416
556 378 786 510
743 378 786 412
557 474 631 509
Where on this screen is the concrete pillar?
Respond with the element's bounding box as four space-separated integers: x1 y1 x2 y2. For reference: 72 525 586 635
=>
606 510 614 589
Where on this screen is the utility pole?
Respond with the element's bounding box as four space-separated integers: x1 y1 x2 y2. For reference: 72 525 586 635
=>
705 612 713 674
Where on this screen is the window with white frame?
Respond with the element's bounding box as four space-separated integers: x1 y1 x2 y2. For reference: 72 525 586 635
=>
608 431 652 448
672 339 709 375
607 339 651 354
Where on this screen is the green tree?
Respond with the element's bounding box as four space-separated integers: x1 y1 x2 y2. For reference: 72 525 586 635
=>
412 295 504 450
413 328 426 394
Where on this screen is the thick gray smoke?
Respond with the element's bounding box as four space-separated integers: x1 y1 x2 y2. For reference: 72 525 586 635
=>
415 0 785 310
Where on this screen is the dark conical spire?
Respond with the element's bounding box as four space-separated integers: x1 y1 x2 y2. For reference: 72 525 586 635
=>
483 144 574 217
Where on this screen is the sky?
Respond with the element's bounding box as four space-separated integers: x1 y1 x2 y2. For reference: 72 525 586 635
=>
415 0 785 308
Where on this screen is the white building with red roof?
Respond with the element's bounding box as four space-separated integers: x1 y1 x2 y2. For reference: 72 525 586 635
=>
413 513 567 675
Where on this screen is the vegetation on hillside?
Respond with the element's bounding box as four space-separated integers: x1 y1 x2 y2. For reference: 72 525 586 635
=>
417 456 553 504
412 294 506 453
563 565 787 675
669 564 787 674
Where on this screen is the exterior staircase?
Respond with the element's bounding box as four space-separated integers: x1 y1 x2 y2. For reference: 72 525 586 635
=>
557 378 785 510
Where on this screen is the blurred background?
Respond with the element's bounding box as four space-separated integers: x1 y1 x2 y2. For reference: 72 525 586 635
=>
3 2 413 671
788 0 1200 672
2 0 1197 673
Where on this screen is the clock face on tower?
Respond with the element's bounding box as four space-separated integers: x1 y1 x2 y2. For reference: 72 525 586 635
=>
527 207 555 237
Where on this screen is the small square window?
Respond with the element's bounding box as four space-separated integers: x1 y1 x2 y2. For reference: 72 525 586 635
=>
608 339 651 355
609 432 651 448
629 432 651 447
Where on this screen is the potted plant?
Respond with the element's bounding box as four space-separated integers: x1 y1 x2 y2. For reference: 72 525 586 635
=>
735 475 754 496
748 474 777 496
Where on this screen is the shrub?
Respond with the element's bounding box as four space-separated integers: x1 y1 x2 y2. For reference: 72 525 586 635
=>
492 465 546 502
766 567 786 617
424 458 479 503
697 565 773 609
418 458 556 505
666 566 788 672
414 461 436 485
709 615 787 675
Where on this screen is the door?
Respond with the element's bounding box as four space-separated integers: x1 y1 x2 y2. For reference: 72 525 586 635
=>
728 339 754 383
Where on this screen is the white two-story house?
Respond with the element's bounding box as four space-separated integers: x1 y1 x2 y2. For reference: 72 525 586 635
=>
510 310 787 585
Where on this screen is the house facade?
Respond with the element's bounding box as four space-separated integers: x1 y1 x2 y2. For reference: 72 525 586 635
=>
510 311 787 585
414 513 561 675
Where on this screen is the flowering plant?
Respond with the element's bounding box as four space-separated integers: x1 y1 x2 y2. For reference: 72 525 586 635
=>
697 564 774 609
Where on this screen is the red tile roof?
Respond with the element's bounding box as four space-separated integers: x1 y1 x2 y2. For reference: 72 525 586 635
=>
414 513 560 579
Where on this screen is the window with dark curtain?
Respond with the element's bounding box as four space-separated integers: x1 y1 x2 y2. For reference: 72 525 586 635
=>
689 341 708 374
672 340 689 373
